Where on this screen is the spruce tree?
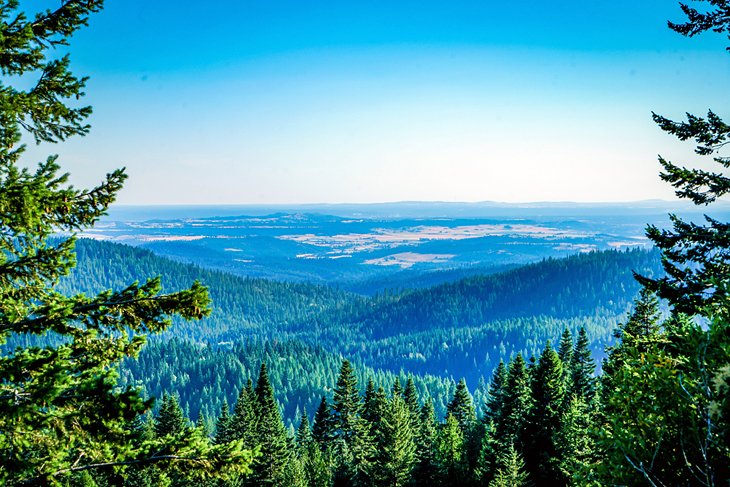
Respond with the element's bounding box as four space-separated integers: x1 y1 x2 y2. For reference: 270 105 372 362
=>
488 443 529 487
402 377 421 431
446 379 476 435
250 363 290 487
499 353 531 447
214 399 231 445
230 382 258 447
484 360 507 424
523 342 566 485
570 327 596 402
373 394 416 487
155 394 189 439
413 399 439 485
296 411 313 448
435 413 467 487
0 2 251 483
312 396 332 446
331 360 374 486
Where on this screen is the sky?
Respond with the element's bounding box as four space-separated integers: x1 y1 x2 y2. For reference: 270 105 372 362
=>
19 0 730 204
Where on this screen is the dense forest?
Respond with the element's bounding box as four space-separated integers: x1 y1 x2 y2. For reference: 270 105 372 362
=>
1 1 729 486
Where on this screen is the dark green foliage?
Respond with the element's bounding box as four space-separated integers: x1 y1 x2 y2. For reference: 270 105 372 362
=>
484 360 507 424
250 363 290 486
488 443 529 487
413 399 439 485
214 400 231 445
0 2 252 484
569 327 596 402
373 394 417 487
313 396 333 446
435 413 467 487
297 411 312 448
230 380 258 447
155 394 189 438
446 379 476 436
523 343 566 485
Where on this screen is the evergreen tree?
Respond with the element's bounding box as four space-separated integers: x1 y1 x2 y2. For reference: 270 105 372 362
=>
230 382 258 447
0 2 252 483
312 396 332 446
391 377 403 397
331 360 374 486
214 399 231 445
332 360 362 443
373 394 416 487
570 327 596 402
557 328 574 366
484 360 507 424
446 379 476 436
557 328 574 389
155 394 189 439
488 443 529 487
555 394 595 484
523 342 566 485
435 413 467 487
499 353 531 447
249 363 290 486
297 411 313 448
402 377 421 431
413 399 439 485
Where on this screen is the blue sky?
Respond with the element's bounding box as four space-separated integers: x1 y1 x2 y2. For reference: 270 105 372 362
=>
23 0 730 204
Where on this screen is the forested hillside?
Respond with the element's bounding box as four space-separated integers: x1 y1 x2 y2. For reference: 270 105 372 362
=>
58 238 663 409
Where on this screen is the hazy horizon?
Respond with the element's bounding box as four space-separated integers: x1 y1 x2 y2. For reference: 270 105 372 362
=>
20 1 730 205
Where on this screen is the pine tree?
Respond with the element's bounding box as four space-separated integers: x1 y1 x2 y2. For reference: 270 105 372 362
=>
373 394 416 487
249 363 290 486
331 360 374 486
499 353 531 447
402 377 421 431
435 413 467 487
447 379 476 436
332 360 362 443
413 399 439 485
230 382 258 447
214 399 231 445
484 360 508 424
488 443 529 487
557 328 574 389
523 342 566 485
155 394 189 439
0 2 251 483
297 411 313 448
570 327 596 402
312 396 332 446
557 328 574 366
555 394 595 484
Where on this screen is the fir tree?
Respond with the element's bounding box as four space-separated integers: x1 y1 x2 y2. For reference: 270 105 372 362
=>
484 360 508 424
402 377 421 431
0 2 251 483
446 379 476 436
413 399 439 485
373 394 417 487
331 360 374 486
570 327 596 402
488 443 529 487
435 413 467 487
523 342 566 485
230 382 258 447
214 399 231 445
297 411 313 448
312 396 332 446
250 363 290 486
155 394 189 439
